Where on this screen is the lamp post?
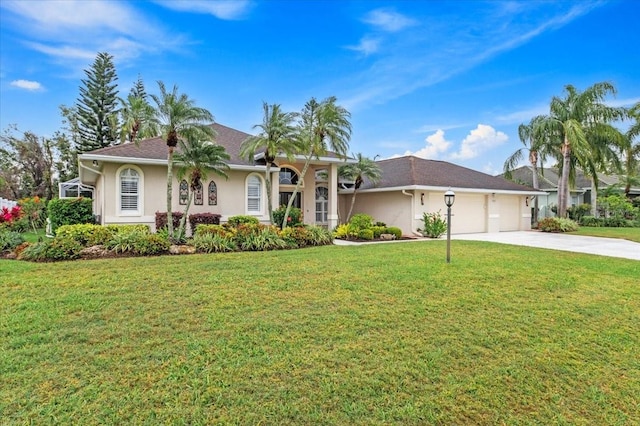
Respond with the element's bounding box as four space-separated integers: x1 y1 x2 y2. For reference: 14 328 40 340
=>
444 190 455 263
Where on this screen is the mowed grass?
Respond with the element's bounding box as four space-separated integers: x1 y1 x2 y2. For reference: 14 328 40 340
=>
1 241 639 425
571 226 640 243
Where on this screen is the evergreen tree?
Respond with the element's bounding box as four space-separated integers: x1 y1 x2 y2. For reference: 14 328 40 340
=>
75 52 119 153
130 74 148 100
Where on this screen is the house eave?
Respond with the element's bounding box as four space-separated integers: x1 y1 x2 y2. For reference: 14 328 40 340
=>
344 185 547 196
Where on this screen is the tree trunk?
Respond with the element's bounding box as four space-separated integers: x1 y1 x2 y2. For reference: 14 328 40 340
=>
531 164 540 224
264 163 273 225
591 179 598 217
558 140 571 217
167 147 174 238
346 190 358 223
177 191 194 241
282 157 312 229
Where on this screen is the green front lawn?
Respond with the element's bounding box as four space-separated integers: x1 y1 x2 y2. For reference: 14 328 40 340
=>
571 226 640 243
1 241 639 424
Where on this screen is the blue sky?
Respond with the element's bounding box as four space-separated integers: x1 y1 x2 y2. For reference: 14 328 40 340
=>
1 0 639 175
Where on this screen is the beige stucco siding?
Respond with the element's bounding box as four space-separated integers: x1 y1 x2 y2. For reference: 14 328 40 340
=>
341 191 413 234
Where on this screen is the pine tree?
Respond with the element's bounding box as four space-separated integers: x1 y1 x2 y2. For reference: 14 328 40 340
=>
130 74 148 100
75 52 119 153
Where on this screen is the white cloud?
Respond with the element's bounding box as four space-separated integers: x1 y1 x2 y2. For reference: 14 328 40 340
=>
401 129 452 159
346 37 380 56
154 0 252 20
451 124 508 160
10 79 43 91
495 104 548 124
363 8 418 32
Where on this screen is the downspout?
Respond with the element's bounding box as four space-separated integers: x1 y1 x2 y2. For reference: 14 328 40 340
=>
402 189 422 237
79 161 102 225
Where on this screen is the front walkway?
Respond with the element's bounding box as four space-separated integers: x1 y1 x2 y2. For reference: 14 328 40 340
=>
452 231 640 261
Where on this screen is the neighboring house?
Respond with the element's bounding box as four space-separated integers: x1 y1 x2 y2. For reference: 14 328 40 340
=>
77 123 543 235
499 166 640 218
339 156 543 235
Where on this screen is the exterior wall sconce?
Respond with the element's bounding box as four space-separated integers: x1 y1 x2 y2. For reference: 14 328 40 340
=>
444 189 455 263
525 196 529 207
92 160 99 166
421 193 425 205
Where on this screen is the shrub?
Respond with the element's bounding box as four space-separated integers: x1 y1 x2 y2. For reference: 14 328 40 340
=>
538 217 579 233
349 214 373 231
579 216 603 227
333 223 358 240
19 237 83 262
155 212 183 232
567 203 591 221
421 211 447 238
272 205 302 228
358 229 374 240
192 232 237 253
133 234 170 256
227 215 259 227
235 225 287 251
370 226 386 238
384 227 403 239
603 217 634 228
56 224 113 246
48 198 94 233
304 225 333 246
188 213 221 233
18 196 46 233
280 226 309 248
0 230 25 252
194 224 231 238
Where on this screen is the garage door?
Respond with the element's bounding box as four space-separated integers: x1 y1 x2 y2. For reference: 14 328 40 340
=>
499 196 520 231
451 194 486 234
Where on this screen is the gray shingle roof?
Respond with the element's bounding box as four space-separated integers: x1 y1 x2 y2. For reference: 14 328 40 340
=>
88 123 256 166
360 156 537 192
499 165 623 190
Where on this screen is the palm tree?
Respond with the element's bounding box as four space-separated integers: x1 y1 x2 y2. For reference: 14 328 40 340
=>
503 115 549 224
620 102 640 196
536 82 625 217
119 93 158 144
239 102 299 224
339 153 381 222
173 136 230 240
282 96 352 229
150 81 215 240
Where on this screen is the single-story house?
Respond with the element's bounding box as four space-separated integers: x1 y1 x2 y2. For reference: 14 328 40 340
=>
340 156 544 235
498 165 640 218
77 123 544 235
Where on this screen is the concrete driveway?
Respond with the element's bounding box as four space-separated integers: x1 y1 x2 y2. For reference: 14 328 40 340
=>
452 231 640 261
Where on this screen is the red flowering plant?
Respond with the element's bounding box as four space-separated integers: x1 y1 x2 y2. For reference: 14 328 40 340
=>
0 205 24 231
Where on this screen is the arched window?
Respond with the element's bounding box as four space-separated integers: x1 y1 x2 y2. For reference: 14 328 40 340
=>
179 180 189 205
279 167 299 185
194 181 203 205
118 167 141 215
208 181 217 205
247 175 262 214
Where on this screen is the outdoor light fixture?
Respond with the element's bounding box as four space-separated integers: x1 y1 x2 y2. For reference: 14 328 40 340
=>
92 160 99 166
421 193 425 205
444 189 455 263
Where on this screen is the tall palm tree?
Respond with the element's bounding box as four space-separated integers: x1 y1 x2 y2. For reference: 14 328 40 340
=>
340 153 381 222
150 81 215 239
282 96 352 229
621 102 640 196
503 115 549 224
119 93 158 144
173 136 230 240
537 82 625 217
239 102 299 224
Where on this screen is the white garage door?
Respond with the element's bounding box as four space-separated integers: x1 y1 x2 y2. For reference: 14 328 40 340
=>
451 194 486 234
499 196 520 231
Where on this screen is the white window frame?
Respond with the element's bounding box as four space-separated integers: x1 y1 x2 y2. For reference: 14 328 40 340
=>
246 173 264 216
315 185 329 224
116 165 144 216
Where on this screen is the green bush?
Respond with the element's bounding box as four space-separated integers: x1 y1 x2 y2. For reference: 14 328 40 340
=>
579 216 603 227
333 223 358 240
194 224 231 237
603 217 634 228
56 224 113 246
227 215 260 227
384 227 403 239
48 198 94 233
280 226 309 248
349 214 373 231
567 204 591 221
421 211 447 238
538 217 579 233
133 234 170 256
370 226 386 238
0 230 25 252
272 205 302 228
192 233 237 253
19 237 83 262
357 229 374 240
236 225 287 251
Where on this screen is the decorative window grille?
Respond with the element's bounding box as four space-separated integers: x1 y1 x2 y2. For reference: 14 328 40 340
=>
279 167 299 185
179 180 189 205
315 186 328 223
208 181 217 205
194 181 203 205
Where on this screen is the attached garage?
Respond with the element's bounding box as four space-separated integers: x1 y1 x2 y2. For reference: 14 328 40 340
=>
498 195 521 231
451 193 487 234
